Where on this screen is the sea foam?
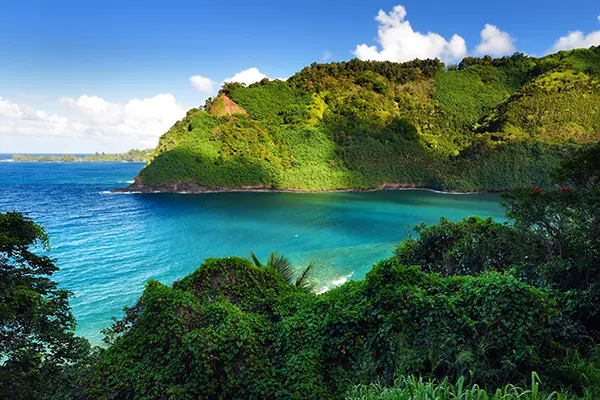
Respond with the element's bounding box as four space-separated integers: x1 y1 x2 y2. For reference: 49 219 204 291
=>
316 271 355 295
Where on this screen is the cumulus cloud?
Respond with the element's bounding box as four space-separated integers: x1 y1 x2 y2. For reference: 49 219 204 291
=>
1 94 186 148
353 5 467 63
475 24 516 56
0 97 24 119
223 67 268 85
0 96 85 137
60 94 185 142
59 95 123 125
551 29 600 52
189 75 216 94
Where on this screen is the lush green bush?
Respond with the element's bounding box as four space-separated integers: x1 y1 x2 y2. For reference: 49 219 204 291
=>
81 255 590 399
0 212 96 400
502 187 600 328
394 216 543 276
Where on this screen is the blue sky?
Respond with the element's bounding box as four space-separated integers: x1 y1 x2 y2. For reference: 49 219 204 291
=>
1 0 599 152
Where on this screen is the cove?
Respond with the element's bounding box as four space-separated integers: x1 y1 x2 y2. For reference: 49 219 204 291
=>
0 161 504 343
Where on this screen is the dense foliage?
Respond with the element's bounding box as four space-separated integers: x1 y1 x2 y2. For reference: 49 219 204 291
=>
0 212 95 400
397 145 600 332
134 47 600 192
81 257 581 399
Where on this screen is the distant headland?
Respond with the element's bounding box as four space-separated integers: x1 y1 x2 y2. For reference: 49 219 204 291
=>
10 149 152 163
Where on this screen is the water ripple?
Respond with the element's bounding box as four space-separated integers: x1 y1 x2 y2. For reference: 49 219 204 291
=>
0 162 505 344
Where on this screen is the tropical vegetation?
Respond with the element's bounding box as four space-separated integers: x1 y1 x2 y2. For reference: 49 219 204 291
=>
131 47 600 192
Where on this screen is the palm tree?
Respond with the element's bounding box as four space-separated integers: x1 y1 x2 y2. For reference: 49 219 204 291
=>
249 250 315 293
294 261 315 293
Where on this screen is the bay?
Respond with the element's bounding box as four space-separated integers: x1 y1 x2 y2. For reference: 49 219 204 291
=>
0 161 504 343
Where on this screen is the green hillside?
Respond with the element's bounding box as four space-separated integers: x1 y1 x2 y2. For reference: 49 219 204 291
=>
132 47 600 192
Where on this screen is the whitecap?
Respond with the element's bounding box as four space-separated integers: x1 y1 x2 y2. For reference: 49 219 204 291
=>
331 271 354 286
316 271 355 295
99 191 142 195
316 286 330 295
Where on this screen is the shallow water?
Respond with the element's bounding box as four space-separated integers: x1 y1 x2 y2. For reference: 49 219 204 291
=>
0 162 504 343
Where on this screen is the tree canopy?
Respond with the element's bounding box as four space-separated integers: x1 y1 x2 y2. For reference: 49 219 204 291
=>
0 212 94 400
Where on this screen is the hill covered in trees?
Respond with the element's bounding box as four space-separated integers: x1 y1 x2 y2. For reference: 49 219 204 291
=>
122 47 600 193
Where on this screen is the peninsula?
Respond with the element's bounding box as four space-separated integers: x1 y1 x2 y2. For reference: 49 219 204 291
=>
120 47 600 193
12 149 153 163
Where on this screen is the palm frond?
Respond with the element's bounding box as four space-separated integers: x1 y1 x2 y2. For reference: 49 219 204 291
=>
267 251 294 284
248 250 263 267
295 261 315 293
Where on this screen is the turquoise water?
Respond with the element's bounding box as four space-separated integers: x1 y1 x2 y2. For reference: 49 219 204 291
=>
0 162 504 343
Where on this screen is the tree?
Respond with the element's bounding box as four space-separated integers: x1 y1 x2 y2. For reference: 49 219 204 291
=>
0 212 93 399
501 149 600 328
248 250 315 293
552 143 600 189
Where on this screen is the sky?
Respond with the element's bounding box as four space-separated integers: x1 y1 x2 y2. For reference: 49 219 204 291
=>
1 0 599 153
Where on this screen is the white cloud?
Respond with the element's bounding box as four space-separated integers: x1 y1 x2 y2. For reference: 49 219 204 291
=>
223 67 268 86
551 29 600 52
475 24 516 56
1 94 186 149
189 75 216 94
60 94 185 142
353 5 467 63
59 95 123 125
0 97 23 119
0 96 85 137
322 51 332 62
597 15 600 22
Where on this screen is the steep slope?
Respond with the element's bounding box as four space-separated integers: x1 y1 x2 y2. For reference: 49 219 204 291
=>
478 70 600 142
207 94 247 116
125 47 600 193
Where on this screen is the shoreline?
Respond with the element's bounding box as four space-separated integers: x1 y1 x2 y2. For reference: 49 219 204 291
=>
113 181 502 195
7 160 148 163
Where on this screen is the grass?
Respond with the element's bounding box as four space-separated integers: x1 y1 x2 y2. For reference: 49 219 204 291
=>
347 373 579 400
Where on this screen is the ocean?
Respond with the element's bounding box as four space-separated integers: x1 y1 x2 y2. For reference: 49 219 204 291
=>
0 161 504 343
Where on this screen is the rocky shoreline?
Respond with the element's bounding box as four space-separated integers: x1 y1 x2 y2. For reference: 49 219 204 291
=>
112 180 496 195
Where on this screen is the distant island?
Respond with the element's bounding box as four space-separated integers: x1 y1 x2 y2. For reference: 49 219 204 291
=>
12 149 153 163
118 47 600 194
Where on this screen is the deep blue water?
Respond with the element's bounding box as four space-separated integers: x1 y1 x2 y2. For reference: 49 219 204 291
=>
0 162 504 343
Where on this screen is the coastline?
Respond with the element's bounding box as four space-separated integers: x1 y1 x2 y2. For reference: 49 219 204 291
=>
113 181 501 195
8 160 148 163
